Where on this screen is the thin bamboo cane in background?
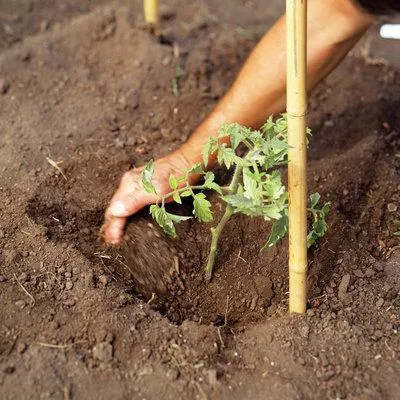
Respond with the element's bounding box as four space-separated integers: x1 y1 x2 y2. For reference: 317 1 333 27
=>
143 0 159 30
286 0 308 313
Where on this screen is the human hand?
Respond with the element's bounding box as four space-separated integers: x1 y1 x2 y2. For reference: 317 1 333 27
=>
102 149 193 244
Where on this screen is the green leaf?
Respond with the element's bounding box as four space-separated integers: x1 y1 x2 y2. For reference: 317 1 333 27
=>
187 163 205 175
169 174 178 190
204 171 215 184
141 160 156 194
172 191 182 204
168 213 192 223
180 189 192 197
203 140 212 167
193 193 213 222
309 192 321 209
149 204 176 237
307 231 319 248
203 171 222 194
263 211 289 249
218 123 252 151
242 167 259 201
222 193 254 210
263 172 285 200
307 218 328 248
204 181 222 194
149 205 191 238
262 204 283 221
217 145 243 169
321 202 331 215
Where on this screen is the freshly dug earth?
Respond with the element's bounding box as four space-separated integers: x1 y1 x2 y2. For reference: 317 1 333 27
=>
1 1 400 399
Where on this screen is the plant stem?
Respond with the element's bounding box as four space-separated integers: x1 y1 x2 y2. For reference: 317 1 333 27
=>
161 184 231 203
204 165 243 281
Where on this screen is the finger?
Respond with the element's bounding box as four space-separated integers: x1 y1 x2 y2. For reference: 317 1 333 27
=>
107 192 146 218
102 215 126 244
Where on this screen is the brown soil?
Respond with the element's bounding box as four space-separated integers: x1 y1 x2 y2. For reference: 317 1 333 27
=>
1 1 400 399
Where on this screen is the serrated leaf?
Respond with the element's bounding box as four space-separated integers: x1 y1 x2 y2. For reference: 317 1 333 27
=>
149 204 176 237
263 172 285 200
217 145 243 169
242 167 259 201
193 193 213 222
309 192 321 209
321 202 331 215
307 231 319 248
187 163 205 175
168 213 192 223
149 205 191 238
169 174 178 190
262 204 283 221
203 140 212 167
172 191 182 204
141 160 156 194
204 171 215 184
307 218 327 248
313 219 327 236
263 211 288 249
204 181 222 194
180 189 192 197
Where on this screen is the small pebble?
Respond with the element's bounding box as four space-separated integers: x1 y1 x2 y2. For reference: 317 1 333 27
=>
18 272 28 283
354 269 364 278
383 121 391 130
64 271 72 278
98 274 110 285
250 295 258 311
166 367 180 381
376 298 384 308
65 280 73 290
84 270 94 287
347 358 357 368
0 275 6 282
63 298 76 307
297 357 306 366
92 342 113 363
15 300 26 309
322 370 335 381
387 203 397 212
374 330 383 339
364 268 375 278
16 342 27 354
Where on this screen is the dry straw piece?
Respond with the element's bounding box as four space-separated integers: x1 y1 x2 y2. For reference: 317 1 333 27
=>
286 0 308 313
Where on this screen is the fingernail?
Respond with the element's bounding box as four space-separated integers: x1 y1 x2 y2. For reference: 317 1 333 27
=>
109 200 127 216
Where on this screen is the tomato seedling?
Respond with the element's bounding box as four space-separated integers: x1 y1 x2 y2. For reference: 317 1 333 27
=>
141 115 330 281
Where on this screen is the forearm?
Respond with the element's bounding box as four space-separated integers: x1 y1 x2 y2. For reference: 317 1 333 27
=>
179 0 376 167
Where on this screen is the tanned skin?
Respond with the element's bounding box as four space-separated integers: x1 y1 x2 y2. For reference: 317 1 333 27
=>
102 0 376 244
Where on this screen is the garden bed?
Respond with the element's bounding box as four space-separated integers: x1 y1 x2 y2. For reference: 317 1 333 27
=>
0 1 399 399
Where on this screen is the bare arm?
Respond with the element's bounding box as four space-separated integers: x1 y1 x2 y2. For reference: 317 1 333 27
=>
180 0 375 166
103 0 376 244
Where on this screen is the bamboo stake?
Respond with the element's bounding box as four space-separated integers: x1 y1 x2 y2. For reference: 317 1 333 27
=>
286 0 308 313
143 0 159 30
